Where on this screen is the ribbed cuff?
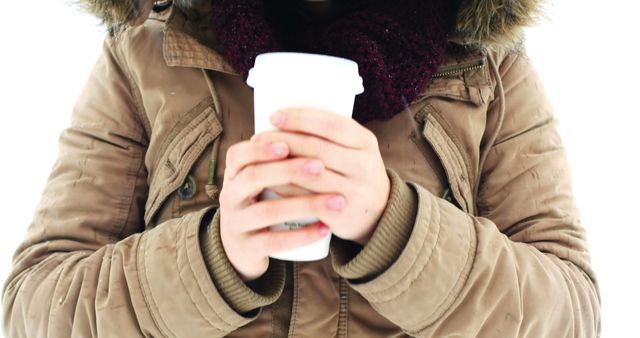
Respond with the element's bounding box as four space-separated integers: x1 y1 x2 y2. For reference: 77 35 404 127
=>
331 168 418 282
199 208 286 314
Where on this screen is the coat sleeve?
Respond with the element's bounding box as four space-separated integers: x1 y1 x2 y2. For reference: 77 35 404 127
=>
331 51 601 337
1 36 282 338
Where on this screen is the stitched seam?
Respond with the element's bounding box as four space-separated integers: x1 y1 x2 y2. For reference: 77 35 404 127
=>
344 286 350 338
287 263 299 338
145 110 217 224
437 128 470 210
494 117 555 146
366 191 440 299
408 206 476 331
271 305 275 338
118 243 147 337
151 111 209 185
109 34 152 142
427 123 467 211
152 100 215 177
116 148 146 239
410 129 447 187
175 213 232 332
47 254 81 335
427 107 475 194
429 117 474 213
182 211 239 329
145 132 215 224
138 231 172 338
372 196 439 300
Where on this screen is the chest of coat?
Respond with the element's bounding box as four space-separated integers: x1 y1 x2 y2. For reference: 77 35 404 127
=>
140 57 493 337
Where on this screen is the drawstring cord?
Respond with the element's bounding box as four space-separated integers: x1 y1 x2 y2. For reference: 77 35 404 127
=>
473 52 506 209
202 68 224 200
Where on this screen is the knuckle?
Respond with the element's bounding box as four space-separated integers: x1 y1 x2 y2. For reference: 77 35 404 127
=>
265 231 285 253
218 190 230 209
302 227 318 243
218 183 235 208
365 130 378 147
309 195 324 214
225 144 238 164
220 210 239 236
245 165 259 182
222 167 233 184
350 157 367 174
363 159 376 174
260 201 281 220
220 188 240 211
323 119 339 136
253 138 268 156
255 234 270 255
345 184 360 199
302 136 321 155
289 159 304 176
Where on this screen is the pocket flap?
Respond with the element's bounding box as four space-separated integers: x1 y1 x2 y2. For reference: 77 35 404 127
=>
144 99 222 225
418 104 475 214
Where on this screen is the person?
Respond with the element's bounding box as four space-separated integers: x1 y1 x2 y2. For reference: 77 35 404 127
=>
2 0 601 337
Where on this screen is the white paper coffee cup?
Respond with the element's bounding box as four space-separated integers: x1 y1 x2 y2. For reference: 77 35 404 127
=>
247 52 364 261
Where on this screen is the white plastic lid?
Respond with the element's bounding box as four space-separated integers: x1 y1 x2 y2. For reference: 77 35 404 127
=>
247 52 364 94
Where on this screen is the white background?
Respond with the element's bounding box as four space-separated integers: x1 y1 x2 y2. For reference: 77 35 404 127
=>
0 1 638 336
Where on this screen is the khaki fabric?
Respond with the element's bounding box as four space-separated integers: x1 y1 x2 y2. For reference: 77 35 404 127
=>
2 6 600 338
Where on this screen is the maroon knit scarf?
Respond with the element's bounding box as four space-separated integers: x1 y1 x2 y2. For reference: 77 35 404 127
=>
211 0 458 123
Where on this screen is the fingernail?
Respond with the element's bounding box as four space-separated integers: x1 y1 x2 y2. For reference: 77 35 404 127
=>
318 225 330 236
326 196 344 210
270 143 288 157
303 160 324 175
270 112 285 127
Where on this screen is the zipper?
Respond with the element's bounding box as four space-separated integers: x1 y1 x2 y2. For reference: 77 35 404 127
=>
432 59 485 79
336 278 349 338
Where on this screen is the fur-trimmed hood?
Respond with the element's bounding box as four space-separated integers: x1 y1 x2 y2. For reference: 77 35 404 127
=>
78 0 544 49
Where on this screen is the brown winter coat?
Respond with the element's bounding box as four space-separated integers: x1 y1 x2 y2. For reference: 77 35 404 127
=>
2 0 601 337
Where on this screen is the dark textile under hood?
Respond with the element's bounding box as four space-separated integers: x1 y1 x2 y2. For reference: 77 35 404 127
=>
78 0 544 49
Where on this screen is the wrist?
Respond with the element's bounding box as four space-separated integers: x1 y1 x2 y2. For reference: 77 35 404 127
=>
200 208 286 314
331 168 418 281
352 227 375 246
353 168 391 246
235 258 269 282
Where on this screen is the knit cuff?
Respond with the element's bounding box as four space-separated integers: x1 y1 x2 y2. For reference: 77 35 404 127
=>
199 208 286 314
331 168 418 281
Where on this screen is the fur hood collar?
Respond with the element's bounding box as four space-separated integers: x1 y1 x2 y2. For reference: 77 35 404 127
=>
78 0 544 49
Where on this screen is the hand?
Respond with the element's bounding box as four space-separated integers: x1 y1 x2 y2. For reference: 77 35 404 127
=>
219 136 344 282
251 108 391 245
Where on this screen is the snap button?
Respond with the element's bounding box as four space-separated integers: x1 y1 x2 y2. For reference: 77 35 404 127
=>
178 174 197 200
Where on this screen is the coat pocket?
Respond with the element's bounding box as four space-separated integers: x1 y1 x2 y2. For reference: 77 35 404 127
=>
409 61 493 215
416 104 476 214
144 97 223 226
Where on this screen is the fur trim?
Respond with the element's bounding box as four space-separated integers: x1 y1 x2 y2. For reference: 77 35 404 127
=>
454 0 545 49
76 0 154 32
77 0 545 48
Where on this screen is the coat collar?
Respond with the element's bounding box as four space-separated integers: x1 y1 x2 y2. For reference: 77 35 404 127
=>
81 0 543 50
159 5 487 76
162 6 240 75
